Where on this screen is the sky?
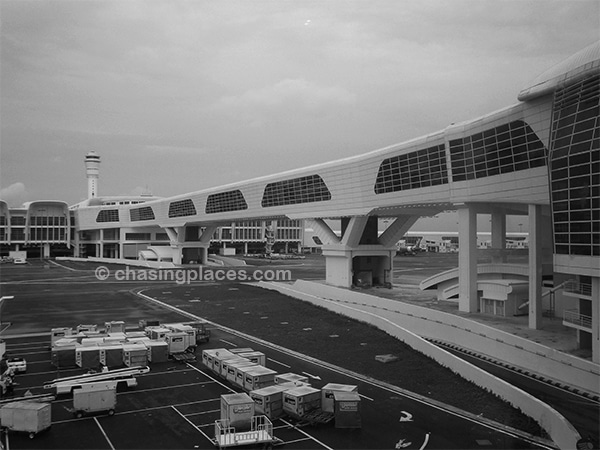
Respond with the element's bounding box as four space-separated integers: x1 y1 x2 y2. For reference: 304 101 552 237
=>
1 0 599 231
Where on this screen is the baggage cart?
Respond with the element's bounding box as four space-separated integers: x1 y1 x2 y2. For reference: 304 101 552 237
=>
0 401 51 438
213 415 281 449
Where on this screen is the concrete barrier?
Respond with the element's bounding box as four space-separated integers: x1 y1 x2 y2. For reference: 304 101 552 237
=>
259 280 583 450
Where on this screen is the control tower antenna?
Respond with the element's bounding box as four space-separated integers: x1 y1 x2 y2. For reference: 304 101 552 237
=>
85 151 101 199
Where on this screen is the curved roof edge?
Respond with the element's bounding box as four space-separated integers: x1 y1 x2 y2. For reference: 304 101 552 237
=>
518 41 600 101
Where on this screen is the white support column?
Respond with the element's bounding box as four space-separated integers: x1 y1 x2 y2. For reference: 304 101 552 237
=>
528 204 543 329
490 209 506 264
305 219 340 245
340 216 369 247
378 216 419 248
458 205 478 313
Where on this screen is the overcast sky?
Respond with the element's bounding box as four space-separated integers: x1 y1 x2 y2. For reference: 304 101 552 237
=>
1 1 599 226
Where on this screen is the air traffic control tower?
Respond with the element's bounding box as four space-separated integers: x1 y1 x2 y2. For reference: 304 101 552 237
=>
85 151 101 199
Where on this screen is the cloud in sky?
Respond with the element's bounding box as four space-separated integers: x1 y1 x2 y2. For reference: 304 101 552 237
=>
0 182 27 207
1 0 598 205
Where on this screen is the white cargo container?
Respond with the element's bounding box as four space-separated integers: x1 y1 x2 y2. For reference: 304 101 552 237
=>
147 327 171 340
249 384 290 419
145 340 169 363
226 361 257 384
243 366 277 391
50 327 73 347
212 350 238 374
274 372 310 386
122 344 148 367
105 321 125 333
72 382 117 418
165 332 187 354
234 363 260 389
99 345 123 368
321 383 358 413
220 357 249 378
220 393 255 430
0 401 52 438
76 346 101 369
282 386 321 418
238 351 266 366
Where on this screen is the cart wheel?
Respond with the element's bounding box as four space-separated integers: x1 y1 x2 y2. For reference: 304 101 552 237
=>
108 409 115 416
28 432 35 439
75 411 84 419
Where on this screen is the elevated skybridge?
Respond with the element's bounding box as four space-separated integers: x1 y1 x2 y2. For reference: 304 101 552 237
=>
71 42 600 344
76 101 550 230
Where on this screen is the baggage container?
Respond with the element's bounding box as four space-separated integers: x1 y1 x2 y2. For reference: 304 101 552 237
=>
164 324 196 349
321 383 358 413
80 337 105 347
165 332 187 354
219 357 248 378
220 393 255 430
51 344 79 368
125 331 146 339
234 363 260 389
238 351 266 366
212 350 238 374
122 344 148 367
0 401 51 438
105 321 125 333
76 346 101 369
226 361 257 384
282 386 321 418
107 332 127 341
76 324 98 333
201 348 234 372
99 345 124 368
145 340 169 363
50 327 73 347
72 382 117 418
229 347 254 354
243 366 277 391
147 327 171 340
333 391 361 428
249 384 290 419
274 372 310 386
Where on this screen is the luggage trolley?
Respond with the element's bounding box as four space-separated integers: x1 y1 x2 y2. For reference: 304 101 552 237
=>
213 415 281 449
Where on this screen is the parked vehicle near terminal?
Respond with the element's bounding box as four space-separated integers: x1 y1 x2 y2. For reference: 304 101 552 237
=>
70 381 117 418
0 401 51 439
6 357 27 374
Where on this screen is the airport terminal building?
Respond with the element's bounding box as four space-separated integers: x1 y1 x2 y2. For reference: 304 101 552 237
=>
1 42 599 362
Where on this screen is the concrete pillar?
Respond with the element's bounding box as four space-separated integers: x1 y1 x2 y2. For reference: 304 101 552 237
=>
528 204 543 329
490 209 506 264
458 205 478 313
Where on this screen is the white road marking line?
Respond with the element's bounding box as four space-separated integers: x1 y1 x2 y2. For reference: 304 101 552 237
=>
267 357 291 368
171 405 214 444
280 418 334 450
94 417 115 450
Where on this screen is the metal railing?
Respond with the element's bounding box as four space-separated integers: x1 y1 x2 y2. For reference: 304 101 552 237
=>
564 280 593 297
563 309 592 329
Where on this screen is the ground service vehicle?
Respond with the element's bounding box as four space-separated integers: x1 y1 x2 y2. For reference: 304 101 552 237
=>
71 381 117 418
44 366 149 395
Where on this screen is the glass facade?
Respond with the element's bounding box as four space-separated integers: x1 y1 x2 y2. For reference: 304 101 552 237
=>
130 206 156 222
96 209 119 223
449 120 547 182
374 144 448 194
550 74 600 256
206 190 248 214
261 175 331 207
168 199 197 218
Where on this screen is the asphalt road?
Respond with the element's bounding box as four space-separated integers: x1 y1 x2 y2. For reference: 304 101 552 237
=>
0 256 576 449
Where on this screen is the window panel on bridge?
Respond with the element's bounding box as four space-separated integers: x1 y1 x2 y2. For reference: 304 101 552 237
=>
130 206 156 221
96 209 119 223
168 199 197 218
261 175 331 207
449 120 547 182
206 190 248 214
374 144 448 194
